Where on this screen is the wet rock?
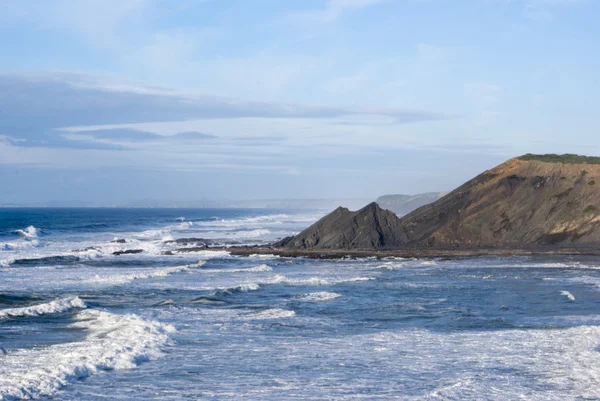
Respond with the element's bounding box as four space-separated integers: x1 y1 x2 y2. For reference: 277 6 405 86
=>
113 249 144 256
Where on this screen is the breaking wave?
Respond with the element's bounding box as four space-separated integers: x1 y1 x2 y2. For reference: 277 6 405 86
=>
295 292 341 302
561 290 576 301
273 275 374 286
0 309 174 400
0 297 86 319
12 226 38 239
214 283 262 296
199 264 273 274
242 308 296 320
86 264 196 286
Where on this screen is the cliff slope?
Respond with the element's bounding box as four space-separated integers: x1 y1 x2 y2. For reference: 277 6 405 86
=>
281 155 600 249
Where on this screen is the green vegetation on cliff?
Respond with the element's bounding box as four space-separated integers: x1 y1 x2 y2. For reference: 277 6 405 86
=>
519 154 600 164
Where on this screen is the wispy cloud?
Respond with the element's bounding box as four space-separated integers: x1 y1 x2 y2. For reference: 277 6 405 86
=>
0 72 445 144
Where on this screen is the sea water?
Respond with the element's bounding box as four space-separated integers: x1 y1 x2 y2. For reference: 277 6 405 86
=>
1 208 600 400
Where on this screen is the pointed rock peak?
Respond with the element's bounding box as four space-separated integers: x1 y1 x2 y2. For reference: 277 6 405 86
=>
332 206 351 214
360 202 382 212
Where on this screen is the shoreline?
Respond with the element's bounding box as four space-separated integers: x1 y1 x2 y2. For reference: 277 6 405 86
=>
182 246 600 260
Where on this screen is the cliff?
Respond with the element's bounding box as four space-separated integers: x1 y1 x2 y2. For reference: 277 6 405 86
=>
280 155 600 250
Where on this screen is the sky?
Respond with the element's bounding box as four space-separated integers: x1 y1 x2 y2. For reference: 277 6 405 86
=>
1 0 599 204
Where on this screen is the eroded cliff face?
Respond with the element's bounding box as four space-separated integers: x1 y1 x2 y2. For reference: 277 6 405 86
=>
281 157 600 250
402 158 600 247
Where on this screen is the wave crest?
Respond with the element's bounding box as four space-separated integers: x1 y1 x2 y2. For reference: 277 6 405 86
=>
200 264 273 274
295 292 341 302
0 309 174 400
242 308 296 320
0 297 86 319
13 225 38 239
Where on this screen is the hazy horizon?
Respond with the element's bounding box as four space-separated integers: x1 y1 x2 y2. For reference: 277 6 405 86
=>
2 0 599 203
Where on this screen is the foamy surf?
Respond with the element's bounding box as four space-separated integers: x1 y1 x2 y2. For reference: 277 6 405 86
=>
249 254 280 259
295 292 341 301
12 226 38 239
0 309 175 400
215 283 262 295
378 261 407 270
561 290 576 301
199 264 273 273
87 265 191 285
242 308 296 320
0 297 86 319
275 275 374 286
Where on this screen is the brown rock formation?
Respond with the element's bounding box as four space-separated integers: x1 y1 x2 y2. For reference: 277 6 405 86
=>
281 155 600 250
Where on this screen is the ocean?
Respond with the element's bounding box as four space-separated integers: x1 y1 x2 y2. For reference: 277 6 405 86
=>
1 208 600 400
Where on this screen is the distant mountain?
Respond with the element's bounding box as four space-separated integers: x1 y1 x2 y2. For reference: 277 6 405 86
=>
376 192 445 216
279 154 600 250
221 199 371 210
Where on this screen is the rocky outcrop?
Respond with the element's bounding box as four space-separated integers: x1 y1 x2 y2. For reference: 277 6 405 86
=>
278 202 407 249
281 155 600 250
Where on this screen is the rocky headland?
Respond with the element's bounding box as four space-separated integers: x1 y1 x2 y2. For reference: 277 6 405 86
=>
271 154 600 255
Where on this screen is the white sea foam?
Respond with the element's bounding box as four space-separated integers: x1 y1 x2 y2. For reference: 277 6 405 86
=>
420 260 437 266
200 264 273 273
249 254 280 260
295 292 341 302
0 297 86 319
87 265 190 285
217 283 262 294
132 229 171 239
13 225 38 239
229 229 271 239
175 250 232 259
378 261 407 270
175 221 193 230
198 214 291 228
561 290 576 301
0 258 14 268
276 275 374 286
236 283 261 292
0 309 174 400
242 308 296 320
1 239 39 251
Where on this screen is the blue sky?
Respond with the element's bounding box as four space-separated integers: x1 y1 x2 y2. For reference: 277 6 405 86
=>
1 0 598 204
